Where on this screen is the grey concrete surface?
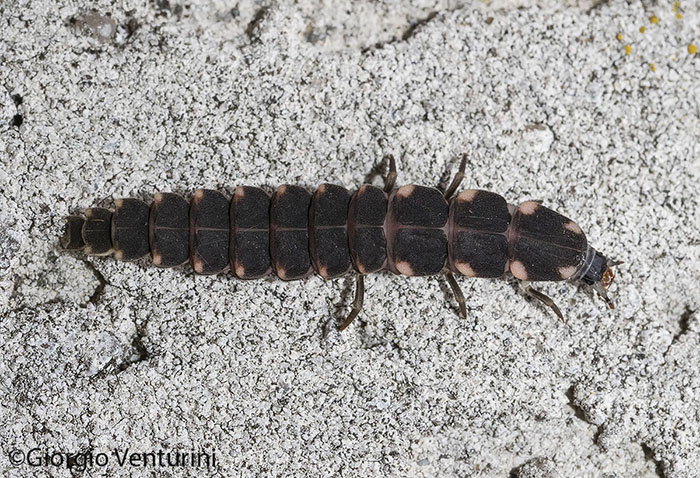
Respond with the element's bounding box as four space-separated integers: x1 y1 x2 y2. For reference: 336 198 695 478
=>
1 0 699 476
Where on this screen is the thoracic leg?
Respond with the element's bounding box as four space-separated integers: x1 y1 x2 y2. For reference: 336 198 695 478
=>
521 281 565 322
444 270 467 320
593 282 616 309
384 155 397 193
443 153 467 199
338 274 365 331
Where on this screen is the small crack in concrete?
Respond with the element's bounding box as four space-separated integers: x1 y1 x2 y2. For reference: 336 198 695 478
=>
118 320 150 373
664 305 695 357
90 320 150 381
361 10 444 54
73 258 150 378
7 298 65 316
585 0 613 15
641 442 666 478
565 385 604 445
401 11 438 42
245 7 270 41
671 306 693 344
79 257 108 308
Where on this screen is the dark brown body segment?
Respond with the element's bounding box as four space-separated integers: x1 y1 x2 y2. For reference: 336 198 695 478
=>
389 185 448 276
61 216 85 250
392 185 449 227
270 185 312 280
348 185 387 274
82 208 112 255
190 189 230 275
449 189 510 278
111 198 150 261
150 193 190 268
230 186 271 279
393 229 448 276
310 184 352 279
509 201 587 281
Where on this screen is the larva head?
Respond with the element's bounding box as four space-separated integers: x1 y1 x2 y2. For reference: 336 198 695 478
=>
601 265 616 290
577 248 621 309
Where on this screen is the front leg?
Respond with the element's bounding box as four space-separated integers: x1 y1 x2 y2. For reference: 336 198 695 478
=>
520 281 565 322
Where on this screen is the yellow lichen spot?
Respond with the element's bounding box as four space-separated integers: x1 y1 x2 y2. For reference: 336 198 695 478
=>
674 1 680 8
625 45 632 55
650 15 659 24
650 63 656 72
616 33 623 41
676 13 682 19
689 44 698 55
639 26 646 34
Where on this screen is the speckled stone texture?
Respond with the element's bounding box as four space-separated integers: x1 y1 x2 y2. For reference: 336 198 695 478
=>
1 0 699 477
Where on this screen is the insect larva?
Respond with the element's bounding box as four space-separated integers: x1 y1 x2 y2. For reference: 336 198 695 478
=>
61 156 620 328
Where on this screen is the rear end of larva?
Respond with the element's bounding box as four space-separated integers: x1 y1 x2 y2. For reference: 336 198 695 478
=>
62 177 619 327
61 185 388 282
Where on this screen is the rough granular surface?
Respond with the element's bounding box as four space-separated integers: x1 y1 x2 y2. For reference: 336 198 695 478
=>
1 1 699 477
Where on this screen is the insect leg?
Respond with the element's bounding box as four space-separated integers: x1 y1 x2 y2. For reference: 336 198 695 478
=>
521 281 565 322
443 153 468 199
593 282 615 309
383 155 397 193
444 270 467 319
338 274 365 331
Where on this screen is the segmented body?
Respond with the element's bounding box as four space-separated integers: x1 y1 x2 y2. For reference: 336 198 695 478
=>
62 184 595 284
